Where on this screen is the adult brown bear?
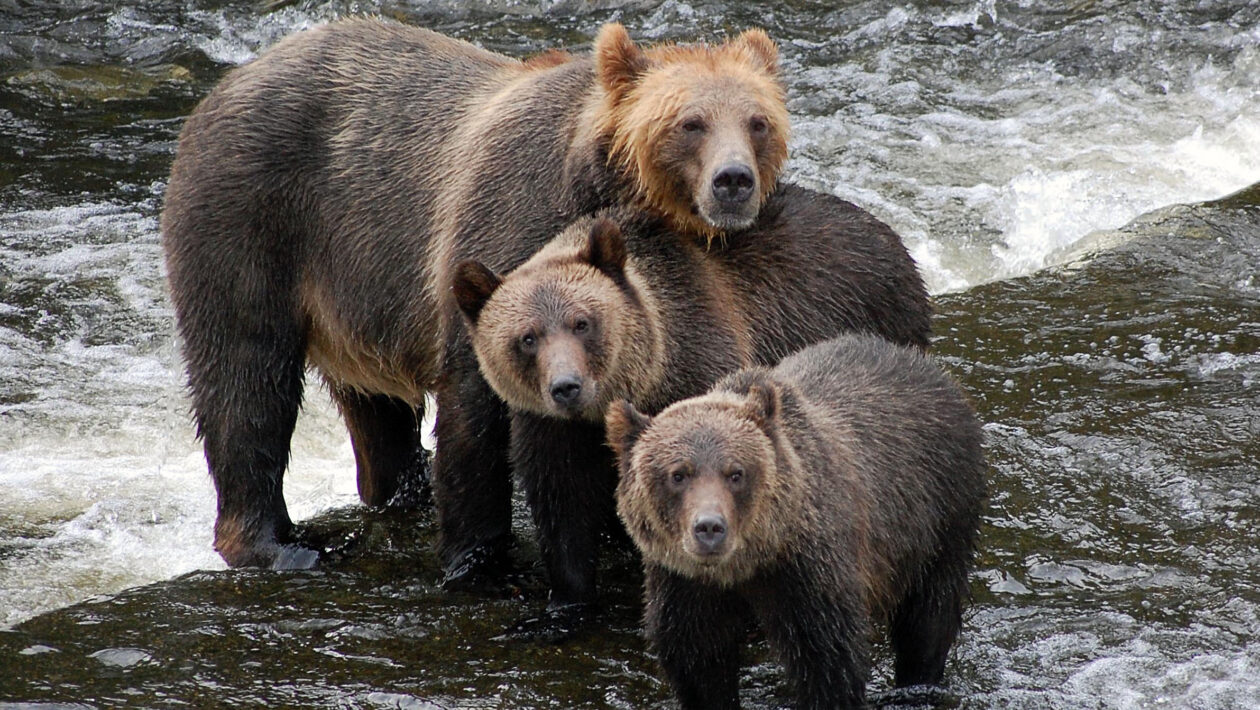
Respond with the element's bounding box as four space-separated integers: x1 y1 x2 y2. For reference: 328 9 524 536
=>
160 18 789 572
452 183 931 635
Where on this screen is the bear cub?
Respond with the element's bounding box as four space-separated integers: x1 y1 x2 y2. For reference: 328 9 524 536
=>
607 334 986 710
452 185 932 636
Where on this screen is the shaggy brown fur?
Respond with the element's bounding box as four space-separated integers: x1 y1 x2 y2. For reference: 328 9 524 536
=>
161 17 788 570
454 218 746 423
450 183 931 632
608 335 986 710
593 25 789 240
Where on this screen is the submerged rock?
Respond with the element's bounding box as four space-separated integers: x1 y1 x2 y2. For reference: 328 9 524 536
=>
4 65 194 105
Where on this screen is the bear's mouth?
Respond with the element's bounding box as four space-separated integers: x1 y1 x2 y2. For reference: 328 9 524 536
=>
703 208 756 231
543 381 603 422
682 540 735 564
696 194 760 232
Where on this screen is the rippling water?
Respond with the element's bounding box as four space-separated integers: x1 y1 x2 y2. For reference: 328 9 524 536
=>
1 1 1258 707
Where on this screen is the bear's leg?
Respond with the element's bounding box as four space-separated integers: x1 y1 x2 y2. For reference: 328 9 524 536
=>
432 355 514 589
329 385 430 508
506 412 616 640
185 320 315 570
645 565 747 710
890 537 973 687
749 562 870 710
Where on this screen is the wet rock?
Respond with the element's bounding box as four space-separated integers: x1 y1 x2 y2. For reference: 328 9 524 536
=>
4 65 194 105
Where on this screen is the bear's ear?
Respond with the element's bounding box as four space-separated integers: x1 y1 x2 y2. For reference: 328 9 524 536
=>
742 383 780 431
581 217 628 278
732 28 779 76
452 260 503 325
605 399 651 460
594 23 649 100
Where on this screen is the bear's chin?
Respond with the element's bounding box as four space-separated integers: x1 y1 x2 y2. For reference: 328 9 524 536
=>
699 205 758 232
639 538 754 586
679 540 741 571
542 399 606 423
674 555 755 588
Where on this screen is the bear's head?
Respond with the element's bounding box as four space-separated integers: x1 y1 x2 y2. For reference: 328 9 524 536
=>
607 377 799 586
453 217 663 423
592 23 790 239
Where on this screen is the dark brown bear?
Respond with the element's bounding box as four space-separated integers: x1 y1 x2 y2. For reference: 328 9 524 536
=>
452 183 931 634
160 18 789 571
606 334 986 710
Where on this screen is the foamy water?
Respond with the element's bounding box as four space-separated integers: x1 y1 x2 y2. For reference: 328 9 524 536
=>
0 200 361 628
1 11 1258 707
781 3 1260 291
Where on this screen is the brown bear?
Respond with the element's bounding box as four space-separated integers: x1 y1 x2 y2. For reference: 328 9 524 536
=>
606 334 986 710
160 18 789 571
451 182 931 635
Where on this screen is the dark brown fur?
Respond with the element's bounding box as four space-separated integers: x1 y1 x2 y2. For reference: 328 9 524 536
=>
160 18 788 569
452 183 931 626
608 335 986 710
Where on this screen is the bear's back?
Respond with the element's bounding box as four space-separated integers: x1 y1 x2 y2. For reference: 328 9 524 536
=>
716 183 932 361
771 334 985 574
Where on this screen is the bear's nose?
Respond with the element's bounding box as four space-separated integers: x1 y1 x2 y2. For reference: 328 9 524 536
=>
692 514 728 553
549 375 583 407
711 164 755 205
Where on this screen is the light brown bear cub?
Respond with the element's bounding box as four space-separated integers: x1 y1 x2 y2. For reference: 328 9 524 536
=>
607 334 986 710
161 18 789 574
454 216 748 425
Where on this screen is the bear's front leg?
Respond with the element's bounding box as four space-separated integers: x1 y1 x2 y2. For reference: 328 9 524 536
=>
432 351 515 591
747 558 872 710
507 412 617 640
645 565 747 710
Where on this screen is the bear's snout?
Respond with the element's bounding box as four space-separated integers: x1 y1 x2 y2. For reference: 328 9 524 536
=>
698 158 761 230
549 374 584 407
692 513 728 554
683 475 736 561
711 163 756 205
537 334 597 417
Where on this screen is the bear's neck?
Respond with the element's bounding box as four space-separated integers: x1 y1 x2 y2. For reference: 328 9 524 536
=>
744 382 818 559
563 86 631 214
605 258 668 414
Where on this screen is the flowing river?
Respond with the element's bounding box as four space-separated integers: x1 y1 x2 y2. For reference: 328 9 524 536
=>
1 1 1258 707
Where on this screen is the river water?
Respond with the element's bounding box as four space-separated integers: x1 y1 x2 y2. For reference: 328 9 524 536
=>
1 1 1257 707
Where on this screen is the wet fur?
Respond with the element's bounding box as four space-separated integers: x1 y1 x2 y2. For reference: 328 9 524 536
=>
611 335 987 710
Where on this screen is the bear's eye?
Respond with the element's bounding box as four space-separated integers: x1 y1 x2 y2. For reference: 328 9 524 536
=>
728 467 744 484
573 318 589 334
669 469 686 485
681 118 706 134
519 333 537 351
749 117 768 135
